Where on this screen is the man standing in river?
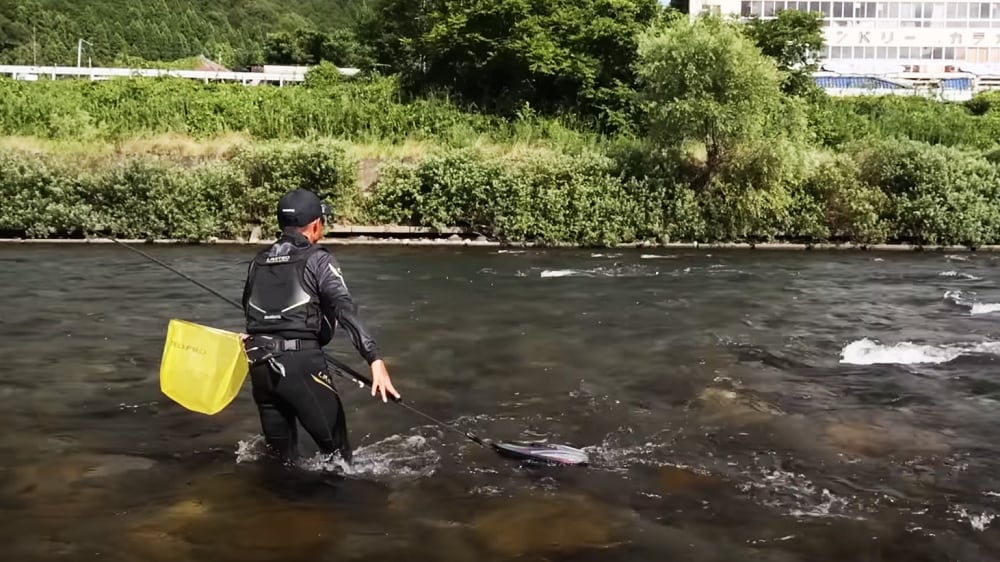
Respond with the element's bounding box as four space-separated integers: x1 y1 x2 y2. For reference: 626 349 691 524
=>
239 188 400 464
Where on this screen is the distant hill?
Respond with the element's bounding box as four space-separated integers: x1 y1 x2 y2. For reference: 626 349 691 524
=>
0 0 379 69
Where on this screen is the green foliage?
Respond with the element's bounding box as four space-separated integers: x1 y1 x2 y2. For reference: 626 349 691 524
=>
0 0 382 68
0 141 359 240
810 95 1000 151
265 28 375 69
789 153 890 243
636 13 800 196
742 9 825 97
0 75 600 148
851 139 1000 246
6 135 1000 247
371 0 666 132
364 147 638 246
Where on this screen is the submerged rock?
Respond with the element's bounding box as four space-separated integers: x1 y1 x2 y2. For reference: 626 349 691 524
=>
824 420 952 458
659 465 725 494
14 453 156 496
693 385 786 426
471 492 622 557
121 470 344 562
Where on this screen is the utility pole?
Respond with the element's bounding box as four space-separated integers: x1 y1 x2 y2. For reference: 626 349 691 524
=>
77 38 93 67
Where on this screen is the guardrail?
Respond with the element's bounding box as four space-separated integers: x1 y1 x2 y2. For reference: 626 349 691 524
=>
0 64 359 85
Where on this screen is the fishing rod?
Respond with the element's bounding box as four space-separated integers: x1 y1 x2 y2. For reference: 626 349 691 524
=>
107 237 588 466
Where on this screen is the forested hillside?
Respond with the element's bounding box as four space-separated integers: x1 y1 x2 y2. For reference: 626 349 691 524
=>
0 0 379 68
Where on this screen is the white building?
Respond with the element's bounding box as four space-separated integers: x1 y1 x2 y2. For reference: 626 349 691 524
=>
688 0 1000 94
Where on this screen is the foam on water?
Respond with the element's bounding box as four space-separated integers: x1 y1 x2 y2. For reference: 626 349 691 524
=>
539 266 661 278
234 432 441 482
944 290 1000 314
840 337 1000 365
950 506 997 532
733 456 864 521
971 303 1000 314
938 270 983 281
540 269 591 278
582 425 869 522
581 437 672 473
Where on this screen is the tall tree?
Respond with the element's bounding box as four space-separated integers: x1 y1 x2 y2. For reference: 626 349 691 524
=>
371 0 667 132
636 13 800 192
742 9 825 97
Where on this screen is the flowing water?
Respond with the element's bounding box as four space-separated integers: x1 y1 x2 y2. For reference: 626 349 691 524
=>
2 244 1000 561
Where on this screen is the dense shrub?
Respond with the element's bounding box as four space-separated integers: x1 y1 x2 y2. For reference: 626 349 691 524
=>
850 139 1000 246
809 95 1000 151
0 142 359 240
0 75 595 150
6 136 1000 247
363 148 638 246
788 153 890 244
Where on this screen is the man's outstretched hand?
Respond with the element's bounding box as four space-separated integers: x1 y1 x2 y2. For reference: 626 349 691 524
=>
370 359 400 403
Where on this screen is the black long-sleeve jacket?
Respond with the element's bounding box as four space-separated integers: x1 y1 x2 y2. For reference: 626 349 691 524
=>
241 233 381 365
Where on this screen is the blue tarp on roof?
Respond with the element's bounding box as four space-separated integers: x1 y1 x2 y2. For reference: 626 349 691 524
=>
940 77 973 90
813 76 906 90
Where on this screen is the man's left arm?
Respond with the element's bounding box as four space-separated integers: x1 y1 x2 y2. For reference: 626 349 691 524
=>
311 251 381 365
310 250 399 402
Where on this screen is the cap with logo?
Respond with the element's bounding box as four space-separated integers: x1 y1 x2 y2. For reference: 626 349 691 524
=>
276 189 333 228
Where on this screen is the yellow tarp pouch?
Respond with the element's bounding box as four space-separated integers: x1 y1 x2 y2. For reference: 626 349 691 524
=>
159 319 249 415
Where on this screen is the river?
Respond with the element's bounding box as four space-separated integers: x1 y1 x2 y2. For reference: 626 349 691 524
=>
1 244 999 561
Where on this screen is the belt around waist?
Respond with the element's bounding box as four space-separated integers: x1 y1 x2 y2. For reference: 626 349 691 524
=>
277 338 320 351
247 335 321 352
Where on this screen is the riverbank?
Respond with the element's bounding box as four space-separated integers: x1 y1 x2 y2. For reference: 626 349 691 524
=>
1 232 997 252
4 131 1000 249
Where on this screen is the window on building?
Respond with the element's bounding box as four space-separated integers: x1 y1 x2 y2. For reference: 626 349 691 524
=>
968 48 988 62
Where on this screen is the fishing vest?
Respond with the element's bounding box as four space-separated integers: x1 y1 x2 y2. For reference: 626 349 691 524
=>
244 241 324 339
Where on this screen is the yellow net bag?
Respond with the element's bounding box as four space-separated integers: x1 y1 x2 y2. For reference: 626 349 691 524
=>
159 319 249 415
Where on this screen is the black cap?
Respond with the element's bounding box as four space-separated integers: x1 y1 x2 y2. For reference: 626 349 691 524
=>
276 189 332 228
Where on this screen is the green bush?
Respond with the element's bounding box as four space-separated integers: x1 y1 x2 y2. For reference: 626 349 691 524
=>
851 139 1000 246
363 147 638 246
605 140 704 243
0 141 359 240
6 134 1000 248
0 75 597 150
788 153 890 244
809 95 1000 151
